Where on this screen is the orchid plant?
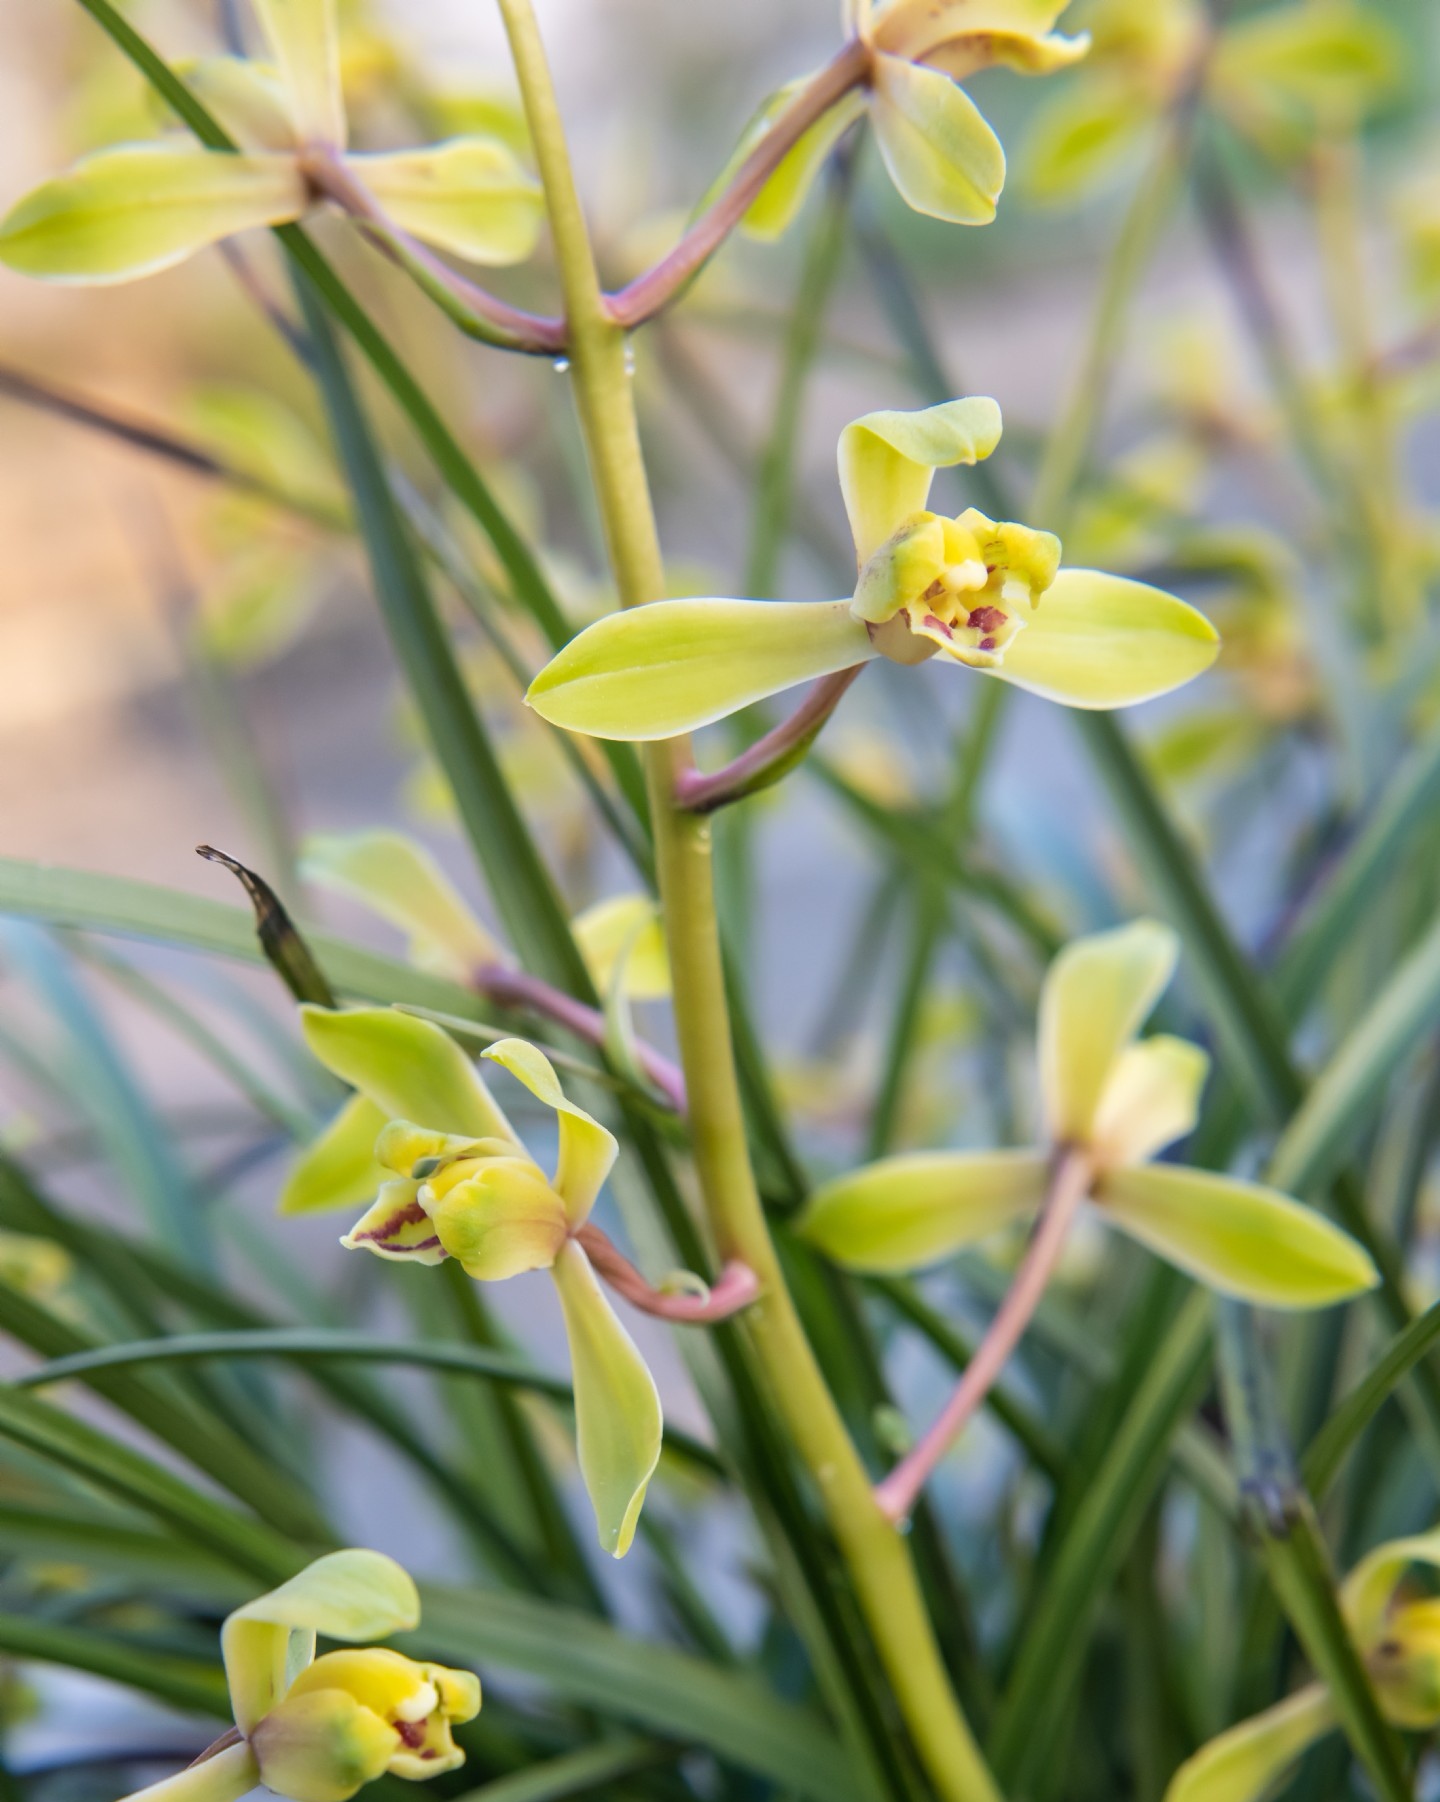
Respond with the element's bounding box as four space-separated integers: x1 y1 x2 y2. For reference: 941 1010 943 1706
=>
0 2 1437 1802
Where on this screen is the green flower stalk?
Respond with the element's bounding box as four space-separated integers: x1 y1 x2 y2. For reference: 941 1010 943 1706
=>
121 1551 479 1802
526 398 1220 754
1166 1525 1440 1802
798 920 1378 1521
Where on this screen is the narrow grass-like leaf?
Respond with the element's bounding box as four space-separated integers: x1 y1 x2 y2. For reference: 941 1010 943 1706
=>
412 1586 871 1802
1268 913 1440 1197
0 1500 246 1595
11 1328 724 1477
450 1736 666 1802
294 280 592 996
0 1614 230 1717
0 922 210 1269
1304 1298 1440 1497
0 857 498 1019
0 1279 330 1543
987 1290 1213 1788
0 1383 299 1581
1276 732 1440 1018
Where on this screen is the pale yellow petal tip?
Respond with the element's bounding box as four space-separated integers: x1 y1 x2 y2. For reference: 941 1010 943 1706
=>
607 1481 653 1560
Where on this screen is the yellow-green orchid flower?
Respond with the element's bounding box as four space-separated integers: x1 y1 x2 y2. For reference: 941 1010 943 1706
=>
526 399 1220 743
121 1550 479 1802
280 828 675 1221
0 0 541 284
733 0 1090 237
298 828 669 1000
798 919 1377 1310
1022 0 1400 205
1164 1526 1440 1801
299 1007 663 1558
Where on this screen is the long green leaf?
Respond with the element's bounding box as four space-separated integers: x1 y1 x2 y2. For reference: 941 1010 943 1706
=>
0 923 209 1269
1276 731 1440 1016
0 857 493 1015
413 1586 870 1802
0 1614 230 1718
11 1328 724 1476
293 282 595 994
0 1158 545 1585
0 1383 299 1580
452 1737 665 1802
0 1281 330 1544
987 1290 1213 1788
1304 1297 1440 1496
1269 912 1440 1197
0 1500 246 1596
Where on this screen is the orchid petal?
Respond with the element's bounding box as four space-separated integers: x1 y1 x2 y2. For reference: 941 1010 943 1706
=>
552 1239 663 1558
872 0 1074 56
250 1688 396 1802
340 1178 448 1265
743 88 868 240
1097 1165 1379 1308
986 569 1220 709
251 0 347 148
838 397 1003 563
526 599 874 741
798 1150 1049 1271
279 1093 389 1217
222 1549 418 1735
1021 80 1157 206
177 56 298 151
299 1006 516 1143
869 53 1006 228
345 138 543 265
0 145 306 284
1341 1528 1440 1647
1162 1685 1336 1802
301 829 501 983
1039 919 1178 1146
483 1039 617 1227
1090 1035 1209 1169
572 894 671 1001
421 1161 569 1281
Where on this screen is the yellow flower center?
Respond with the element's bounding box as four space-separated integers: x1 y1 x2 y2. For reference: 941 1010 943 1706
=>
852 508 1060 669
285 1647 480 1780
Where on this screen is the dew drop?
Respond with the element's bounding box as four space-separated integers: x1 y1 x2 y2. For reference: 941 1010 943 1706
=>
552 356 571 374
623 341 637 377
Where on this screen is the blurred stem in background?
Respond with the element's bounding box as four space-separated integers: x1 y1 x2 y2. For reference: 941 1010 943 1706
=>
494 3 1002 1799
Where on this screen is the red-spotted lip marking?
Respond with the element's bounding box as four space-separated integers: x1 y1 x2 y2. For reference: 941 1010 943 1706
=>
922 614 954 639
353 1198 444 1255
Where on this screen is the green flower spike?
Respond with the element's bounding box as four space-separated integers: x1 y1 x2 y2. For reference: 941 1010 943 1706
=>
120 1550 479 1802
526 399 1220 742
300 1006 663 1558
797 920 1377 1519
1164 1526 1440 1802
730 0 1090 239
0 0 541 283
